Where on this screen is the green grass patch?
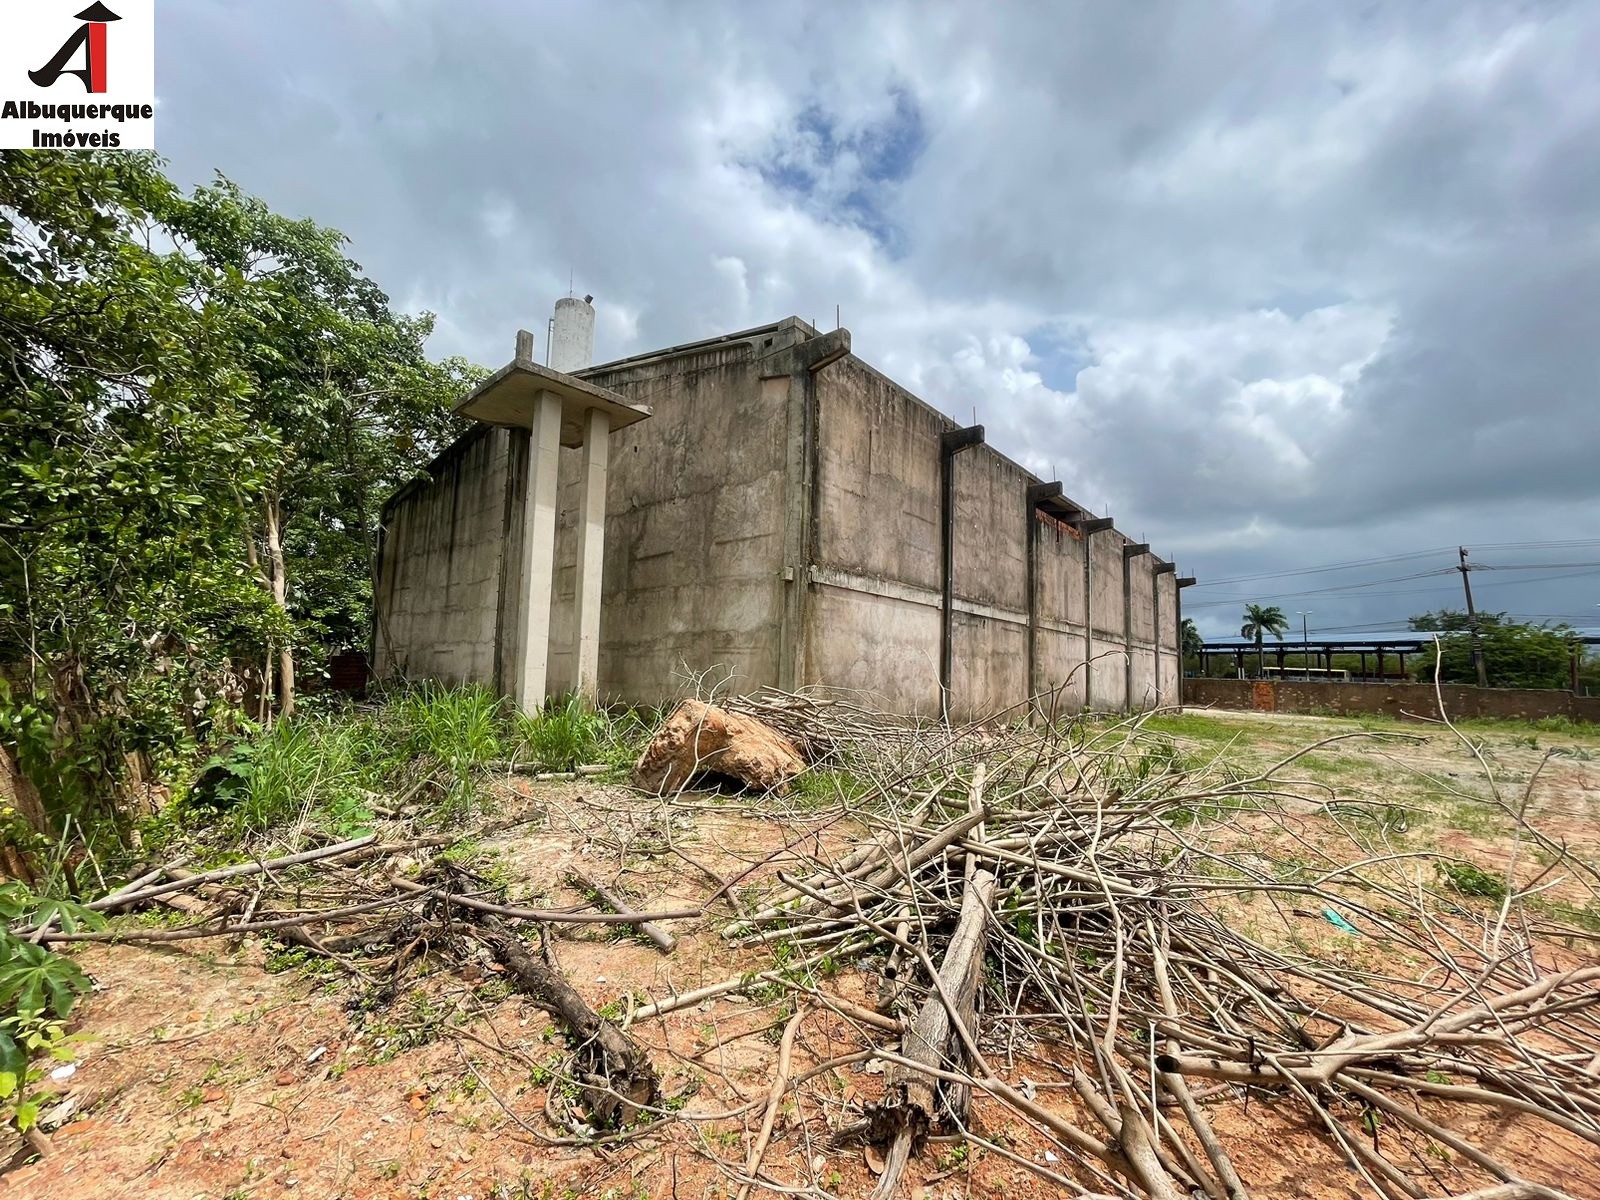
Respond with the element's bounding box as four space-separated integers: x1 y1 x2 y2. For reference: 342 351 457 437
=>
1141 713 1251 744
1437 860 1507 899
790 768 869 808
511 693 611 772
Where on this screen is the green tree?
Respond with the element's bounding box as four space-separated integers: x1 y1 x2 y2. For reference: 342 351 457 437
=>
1408 609 1507 633
1410 618 1578 690
1180 618 1204 669
0 153 482 843
163 177 482 715
1240 604 1290 677
0 151 285 832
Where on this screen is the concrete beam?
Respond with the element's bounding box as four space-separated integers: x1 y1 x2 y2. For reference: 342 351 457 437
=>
1027 480 1062 507
514 389 563 713
795 327 851 373
573 406 610 703
1073 516 1115 534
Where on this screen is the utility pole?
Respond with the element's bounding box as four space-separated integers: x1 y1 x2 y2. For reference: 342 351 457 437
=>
1458 547 1489 687
1298 611 1312 680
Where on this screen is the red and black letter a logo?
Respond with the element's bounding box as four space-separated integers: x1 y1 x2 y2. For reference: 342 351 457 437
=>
30 3 122 94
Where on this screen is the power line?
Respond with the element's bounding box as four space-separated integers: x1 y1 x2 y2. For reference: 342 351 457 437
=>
1186 564 1600 610
1189 541 1600 589
1188 547 1455 588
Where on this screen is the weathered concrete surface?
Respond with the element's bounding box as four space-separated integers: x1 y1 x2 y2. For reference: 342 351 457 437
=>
1091 635 1128 711
1184 677 1600 724
632 699 806 793
377 315 1180 719
804 578 942 713
568 325 807 702
374 426 510 687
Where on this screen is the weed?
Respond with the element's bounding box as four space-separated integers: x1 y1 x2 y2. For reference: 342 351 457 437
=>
221 715 378 836
263 945 341 979
790 768 868 808
937 1141 971 1170
390 684 504 822
511 692 607 772
1437 861 1507 900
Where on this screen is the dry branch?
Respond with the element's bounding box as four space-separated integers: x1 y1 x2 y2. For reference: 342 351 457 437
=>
569 868 677 953
478 916 659 1129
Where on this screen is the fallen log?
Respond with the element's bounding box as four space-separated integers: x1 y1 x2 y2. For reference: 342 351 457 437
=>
477 916 659 1129
868 867 996 1200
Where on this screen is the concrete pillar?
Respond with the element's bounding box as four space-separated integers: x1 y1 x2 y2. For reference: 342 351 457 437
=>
1122 542 1150 712
515 389 563 712
573 406 610 702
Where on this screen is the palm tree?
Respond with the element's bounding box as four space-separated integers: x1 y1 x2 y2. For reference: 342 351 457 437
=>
1240 604 1290 677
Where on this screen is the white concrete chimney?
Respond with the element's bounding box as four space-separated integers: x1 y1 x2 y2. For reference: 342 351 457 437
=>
549 295 595 373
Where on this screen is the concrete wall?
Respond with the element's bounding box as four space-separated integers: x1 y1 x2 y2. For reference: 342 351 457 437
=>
805 353 947 714
805 352 1175 718
1183 677 1600 724
1033 515 1088 712
374 426 512 687
377 316 1181 718
572 330 802 703
1154 571 1180 705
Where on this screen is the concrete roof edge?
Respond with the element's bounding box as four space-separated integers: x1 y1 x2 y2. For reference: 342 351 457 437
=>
379 423 495 520
577 316 821 377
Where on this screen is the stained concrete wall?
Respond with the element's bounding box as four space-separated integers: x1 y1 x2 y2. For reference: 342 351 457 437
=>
1033 516 1089 711
570 330 802 703
1154 571 1180 705
805 353 947 714
377 316 1180 718
375 426 513 688
805 352 1174 718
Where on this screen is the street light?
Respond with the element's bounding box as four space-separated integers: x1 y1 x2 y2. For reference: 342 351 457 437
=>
1297 611 1313 680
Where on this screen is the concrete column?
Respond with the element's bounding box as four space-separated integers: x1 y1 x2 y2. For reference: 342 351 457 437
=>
573 407 610 702
1122 542 1150 712
515 389 563 712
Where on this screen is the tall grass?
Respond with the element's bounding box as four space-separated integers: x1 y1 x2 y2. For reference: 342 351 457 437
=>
387 684 505 821
511 692 606 771
182 685 653 841
232 716 378 836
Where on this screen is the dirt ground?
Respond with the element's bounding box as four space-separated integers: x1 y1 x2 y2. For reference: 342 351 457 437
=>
6 711 1599 1200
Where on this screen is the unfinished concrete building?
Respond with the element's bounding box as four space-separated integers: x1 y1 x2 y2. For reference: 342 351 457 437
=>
374 309 1189 718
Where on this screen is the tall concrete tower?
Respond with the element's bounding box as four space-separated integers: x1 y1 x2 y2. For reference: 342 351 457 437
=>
550 295 596 373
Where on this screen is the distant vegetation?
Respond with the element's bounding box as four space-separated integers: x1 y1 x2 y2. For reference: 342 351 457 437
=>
1406 610 1590 690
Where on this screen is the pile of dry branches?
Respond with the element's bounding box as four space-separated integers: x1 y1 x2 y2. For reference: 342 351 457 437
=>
714 690 1600 1200
21 688 1600 1198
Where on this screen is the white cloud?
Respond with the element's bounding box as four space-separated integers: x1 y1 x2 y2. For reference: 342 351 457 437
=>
152 0 1600 633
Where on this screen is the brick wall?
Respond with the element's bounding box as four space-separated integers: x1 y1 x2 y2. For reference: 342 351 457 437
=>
1182 677 1600 724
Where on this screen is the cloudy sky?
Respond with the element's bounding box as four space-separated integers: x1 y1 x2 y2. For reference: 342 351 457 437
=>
156 1 1600 641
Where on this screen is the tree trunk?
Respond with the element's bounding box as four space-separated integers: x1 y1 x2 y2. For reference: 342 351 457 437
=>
262 495 295 719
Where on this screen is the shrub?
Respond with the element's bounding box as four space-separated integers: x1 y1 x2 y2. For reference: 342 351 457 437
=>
511 693 607 772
